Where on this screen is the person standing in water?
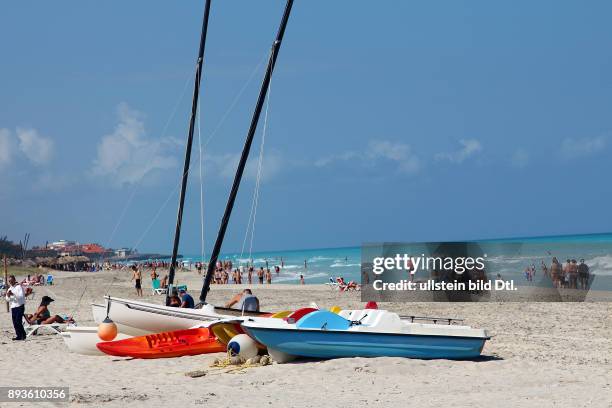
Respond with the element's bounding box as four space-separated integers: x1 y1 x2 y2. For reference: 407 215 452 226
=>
257 267 264 284
578 259 589 290
300 274 305 285
266 268 272 284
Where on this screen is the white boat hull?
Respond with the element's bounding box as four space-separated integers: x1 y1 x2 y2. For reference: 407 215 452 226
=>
60 326 131 356
96 296 243 336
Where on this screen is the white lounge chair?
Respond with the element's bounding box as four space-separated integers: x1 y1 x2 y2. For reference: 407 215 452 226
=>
23 319 67 337
151 279 167 295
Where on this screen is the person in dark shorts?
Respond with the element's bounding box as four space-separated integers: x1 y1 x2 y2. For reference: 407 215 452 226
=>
257 267 264 284
578 259 589 290
131 265 143 296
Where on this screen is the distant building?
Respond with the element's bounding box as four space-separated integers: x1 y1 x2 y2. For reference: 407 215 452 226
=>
80 243 106 254
48 240 77 250
114 248 132 258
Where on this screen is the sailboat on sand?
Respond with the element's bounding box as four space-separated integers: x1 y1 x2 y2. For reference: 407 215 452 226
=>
98 0 294 335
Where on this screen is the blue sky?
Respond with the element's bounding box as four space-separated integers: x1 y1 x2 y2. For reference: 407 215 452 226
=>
2 0 612 254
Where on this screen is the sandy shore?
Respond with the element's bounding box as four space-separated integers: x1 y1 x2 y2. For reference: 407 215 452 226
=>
1 268 611 407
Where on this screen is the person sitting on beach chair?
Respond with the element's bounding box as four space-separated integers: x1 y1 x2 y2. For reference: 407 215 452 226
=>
336 277 360 292
24 296 74 326
160 274 168 289
225 289 260 312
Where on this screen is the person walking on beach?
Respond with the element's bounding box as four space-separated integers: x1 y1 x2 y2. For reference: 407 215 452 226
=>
300 274 305 285
131 265 142 297
5 275 31 341
247 266 253 285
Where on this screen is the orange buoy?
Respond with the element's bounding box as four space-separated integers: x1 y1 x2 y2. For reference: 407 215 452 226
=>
98 317 118 341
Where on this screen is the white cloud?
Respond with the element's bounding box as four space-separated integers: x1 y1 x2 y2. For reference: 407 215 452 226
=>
435 139 482 163
16 127 54 165
511 148 529 168
33 172 78 192
314 151 358 167
94 103 179 185
0 128 13 167
314 139 421 174
560 136 606 158
204 149 284 182
367 140 420 173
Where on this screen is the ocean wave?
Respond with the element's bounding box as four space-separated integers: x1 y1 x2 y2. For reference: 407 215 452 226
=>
281 265 301 269
308 256 334 262
330 263 361 268
272 272 328 283
584 255 612 275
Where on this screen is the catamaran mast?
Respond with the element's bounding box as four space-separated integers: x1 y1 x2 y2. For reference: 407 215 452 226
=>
200 0 294 302
166 0 212 306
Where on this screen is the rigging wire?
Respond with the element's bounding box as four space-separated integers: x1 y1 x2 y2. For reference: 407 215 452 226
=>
239 80 272 265
203 52 268 150
197 90 205 265
127 53 268 255
102 69 194 256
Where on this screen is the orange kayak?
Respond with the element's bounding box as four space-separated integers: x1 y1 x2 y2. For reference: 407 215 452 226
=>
96 328 226 359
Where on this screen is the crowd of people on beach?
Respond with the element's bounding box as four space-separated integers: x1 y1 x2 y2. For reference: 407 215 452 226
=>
525 257 591 289
207 260 284 285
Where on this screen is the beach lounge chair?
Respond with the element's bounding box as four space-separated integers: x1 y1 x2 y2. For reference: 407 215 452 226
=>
46 275 54 285
334 277 360 292
22 319 67 337
151 279 167 295
325 277 340 290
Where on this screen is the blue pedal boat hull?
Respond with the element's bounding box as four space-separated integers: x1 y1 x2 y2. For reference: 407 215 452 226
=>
241 326 488 360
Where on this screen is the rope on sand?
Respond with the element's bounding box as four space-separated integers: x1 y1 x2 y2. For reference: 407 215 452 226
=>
190 351 272 375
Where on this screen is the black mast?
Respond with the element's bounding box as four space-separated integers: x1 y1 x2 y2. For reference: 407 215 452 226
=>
200 0 294 302
166 0 212 306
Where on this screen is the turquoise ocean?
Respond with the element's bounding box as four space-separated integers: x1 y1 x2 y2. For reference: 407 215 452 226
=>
177 232 612 286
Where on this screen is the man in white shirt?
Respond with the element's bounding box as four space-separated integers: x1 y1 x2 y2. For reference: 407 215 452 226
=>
5 275 31 341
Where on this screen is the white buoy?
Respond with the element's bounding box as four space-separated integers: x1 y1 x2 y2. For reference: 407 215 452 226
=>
268 348 296 364
227 334 258 360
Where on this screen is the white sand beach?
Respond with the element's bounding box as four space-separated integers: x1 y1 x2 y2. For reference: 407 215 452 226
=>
2 268 611 408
